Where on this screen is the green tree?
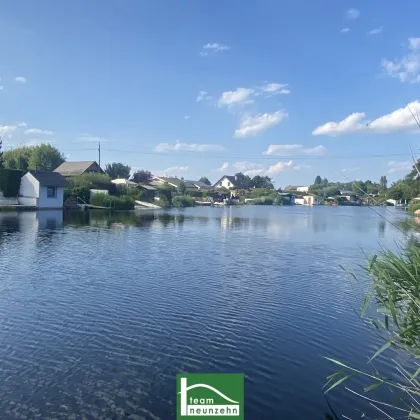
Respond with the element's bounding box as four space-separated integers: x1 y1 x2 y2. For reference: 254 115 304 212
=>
105 162 131 179
352 181 367 195
324 186 340 197
387 181 413 201
314 175 322 185
321 177 329 187
131 170 153 183
28 144 65 171
3 144 64 171
199 176 211 186
380 175 388 191
234 172 252 189
0 137 3 169
178 180 186 194
251 175 274 189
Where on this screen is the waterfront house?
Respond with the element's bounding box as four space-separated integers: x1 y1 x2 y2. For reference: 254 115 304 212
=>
295 195 320 206
284 185 308 192
152 176 212 191
138 184 157 200
296 186 309 193
214 175 244 190
54 161 104 177
19 170 68 208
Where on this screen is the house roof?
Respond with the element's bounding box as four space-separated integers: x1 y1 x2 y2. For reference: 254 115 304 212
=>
28 170 68 187
153 176 182 188
186 180 213 190
284 185 304 191
213 175 244 188
138 184 157 191
54 161 102 176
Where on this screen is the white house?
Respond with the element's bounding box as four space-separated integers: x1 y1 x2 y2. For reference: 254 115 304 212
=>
19 171 68 208
295 195 320 206
214 175 243 190
296 186 309 193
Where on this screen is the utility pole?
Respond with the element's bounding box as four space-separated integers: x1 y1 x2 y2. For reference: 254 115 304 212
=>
98 141 101 168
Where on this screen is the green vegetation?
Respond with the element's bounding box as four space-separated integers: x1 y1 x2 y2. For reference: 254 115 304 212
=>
3 144 64 171
172 195 195 208
0 169 24 197
91 193 134 210
199 176 211 185
326 244 420 418
104 162 131 179
409 202 420 214
131 170 153 183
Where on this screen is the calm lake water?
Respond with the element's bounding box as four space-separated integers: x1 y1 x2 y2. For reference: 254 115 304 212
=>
0 206 413 419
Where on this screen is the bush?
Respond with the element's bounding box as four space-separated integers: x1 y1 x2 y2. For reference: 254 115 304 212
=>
91 193 134 210
0 169 23 197
156 193 169 207
409 202 420 214
64 185 91 203
252 196 274 205
68 173 113 191
186 190 203 198
172 195 195 208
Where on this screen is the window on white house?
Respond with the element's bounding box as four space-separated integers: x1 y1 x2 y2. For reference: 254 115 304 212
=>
47 187 57 198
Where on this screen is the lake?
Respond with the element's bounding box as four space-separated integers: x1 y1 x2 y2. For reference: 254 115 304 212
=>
0 206 412 419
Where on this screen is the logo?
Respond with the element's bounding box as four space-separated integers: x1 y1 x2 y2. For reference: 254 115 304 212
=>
176 373 244 419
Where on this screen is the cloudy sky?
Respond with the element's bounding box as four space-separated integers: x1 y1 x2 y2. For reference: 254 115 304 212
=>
1 0 420 187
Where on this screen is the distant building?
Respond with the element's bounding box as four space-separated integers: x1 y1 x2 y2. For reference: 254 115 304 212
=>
19 171 68 208
284 185 308 192
54 161 104 177
152 176 212 190
214 175 244 190
295 195 320 206
339 190 353 195
296 186 309 193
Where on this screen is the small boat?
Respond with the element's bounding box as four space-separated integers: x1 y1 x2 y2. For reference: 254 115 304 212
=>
195 200 212 206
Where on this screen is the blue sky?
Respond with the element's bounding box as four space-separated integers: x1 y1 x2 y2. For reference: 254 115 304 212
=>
1 0 420 187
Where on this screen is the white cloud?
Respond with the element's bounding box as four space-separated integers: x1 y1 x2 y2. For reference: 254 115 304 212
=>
196 90 212 102
293 164 311 171
17 121 27 127
368 26 383 35
341 28 350 33
235 110 288 138
24 128 54 135
218 88 255 108
15 76 27 83
313 100 420 136
346 8 360 19
260 83 291 95
382 37 420 83
232 161 264 173
0 125 17 137
162 166 189 175
202 43 230 53
184 115 191 120
217 162 229 172
77 133 105 142
388 160 412 173
267 160 294 175
263 144 326 156
155 141 224 152
341 167 360 173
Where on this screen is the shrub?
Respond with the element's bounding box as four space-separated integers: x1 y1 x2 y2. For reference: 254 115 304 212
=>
156 193 169 207
186 190 203 198
91 193 134 210
172 195 195 208
64 185 91 203
0 169 23 197
409 202 420 214
68 173 113 191
252 196 274 205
